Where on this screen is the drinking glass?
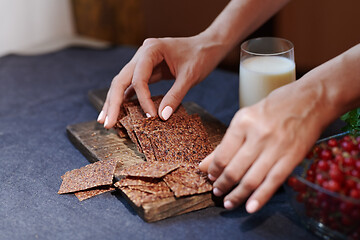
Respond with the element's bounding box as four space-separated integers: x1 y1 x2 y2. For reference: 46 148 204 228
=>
239 37 295 108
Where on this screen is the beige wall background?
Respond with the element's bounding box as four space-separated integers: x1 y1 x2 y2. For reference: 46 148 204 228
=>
0 0 75 56
0 0 106 57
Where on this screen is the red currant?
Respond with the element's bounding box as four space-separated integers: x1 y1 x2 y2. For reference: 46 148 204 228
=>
344 157 356 167
342 140 355 152
350 189 360 199
318 160 329 171
326 179 341 192
343 135 352 142
340 201 354 214
327 138 338 148
341 215 353 226
334 154 344 164
316 173 326 186
351 169 360 178
345 179 356 189
320 149 333 160
329 166 344 183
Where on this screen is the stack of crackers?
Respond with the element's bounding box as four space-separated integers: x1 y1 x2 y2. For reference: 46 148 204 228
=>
58 159 117 201
114 96 214 207
59 96 214 206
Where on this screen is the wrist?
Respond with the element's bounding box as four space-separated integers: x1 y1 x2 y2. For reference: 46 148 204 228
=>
302 44 360 121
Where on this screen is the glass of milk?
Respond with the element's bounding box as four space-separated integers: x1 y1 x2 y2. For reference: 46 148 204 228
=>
239 37 295 108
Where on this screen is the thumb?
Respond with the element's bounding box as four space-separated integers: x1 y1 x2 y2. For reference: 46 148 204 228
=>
158 75 192 120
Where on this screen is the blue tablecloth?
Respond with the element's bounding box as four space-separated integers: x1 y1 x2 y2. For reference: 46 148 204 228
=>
0 46 325 240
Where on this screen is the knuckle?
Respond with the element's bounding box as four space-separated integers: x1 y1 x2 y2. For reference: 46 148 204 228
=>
222 168 239 184
142 38 159 48
239 148 253 160
213 156 227 170
131 78 145 89
231 109 251 128
231 109 273 141
227 193 243 206
241 178 258 192
167 91 183 105
110 75 119 87
268 170 286 185
111 74 128 91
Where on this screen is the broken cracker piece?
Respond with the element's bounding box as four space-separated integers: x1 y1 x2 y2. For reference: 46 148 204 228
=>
120 187 173 207
118 161 180 178
127 181 171 195
114 177 163 188
163 164 212 197
75 186 115 201
120 115 142 153
58 159 116 194
115 176 174 207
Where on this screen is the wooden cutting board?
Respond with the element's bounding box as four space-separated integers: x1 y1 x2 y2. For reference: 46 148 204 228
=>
66 89 227 222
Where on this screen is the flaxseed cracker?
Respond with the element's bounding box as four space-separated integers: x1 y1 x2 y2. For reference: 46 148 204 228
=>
58 159 117 194
149 123 213 164
127 182 171 195
163 164 212 197
113 105 129 138
74 186 115 201
132 116 162 162
120 115 142 153
127 105 146 121
115 95 186 130
114 176 163 188
115 176 172 196
133 114 204 162
120 187 173 207
114 95 162 131
115 128 128 138
134 127 156 162
118 161 180 178
123 95 163 119
133 114 201 135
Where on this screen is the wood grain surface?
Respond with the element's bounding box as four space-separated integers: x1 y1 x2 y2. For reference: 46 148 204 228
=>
67 89 226 222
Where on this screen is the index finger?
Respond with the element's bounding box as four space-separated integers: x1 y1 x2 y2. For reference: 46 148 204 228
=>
101 62 135 128
131 42 166 117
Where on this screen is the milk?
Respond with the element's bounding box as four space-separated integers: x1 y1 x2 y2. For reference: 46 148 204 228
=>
239 56 295 107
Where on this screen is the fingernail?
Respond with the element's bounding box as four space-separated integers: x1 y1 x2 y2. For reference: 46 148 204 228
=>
208 174 217 181
104 116 109 128
161 106 173 120
198 161 203 168
97 111 104 122
146 113 151 118
213 188 223 196
246 199 259 213
224 200 234 210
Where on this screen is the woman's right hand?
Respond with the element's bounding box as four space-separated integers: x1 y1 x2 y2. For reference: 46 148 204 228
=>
97 34 226 128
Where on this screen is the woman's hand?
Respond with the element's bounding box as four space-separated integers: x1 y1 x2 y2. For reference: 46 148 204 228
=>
199 44 360 214
97 35 225 128
199 80 330 213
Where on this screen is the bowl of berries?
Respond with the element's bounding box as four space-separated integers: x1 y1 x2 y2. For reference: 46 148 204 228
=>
285 132 360 240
